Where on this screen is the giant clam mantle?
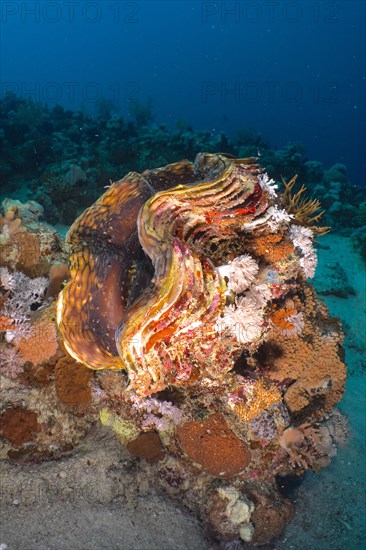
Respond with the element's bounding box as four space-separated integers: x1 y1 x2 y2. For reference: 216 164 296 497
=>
59 155 270 391
57 153 335 398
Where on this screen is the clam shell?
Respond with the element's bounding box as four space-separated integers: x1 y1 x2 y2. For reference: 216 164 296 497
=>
58 154 271 395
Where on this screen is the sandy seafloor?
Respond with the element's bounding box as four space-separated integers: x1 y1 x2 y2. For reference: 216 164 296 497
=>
0 233 365 550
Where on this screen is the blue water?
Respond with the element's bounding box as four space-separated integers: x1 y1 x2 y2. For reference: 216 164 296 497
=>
1 0 365 184
0 4 365 548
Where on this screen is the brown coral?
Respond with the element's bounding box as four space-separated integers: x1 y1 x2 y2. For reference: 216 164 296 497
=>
54 355 93 408
14 316 59 366
19 362 54 387
0 155 347 547
249 485 294 544
127 431 165 463
0 407 40 446
0 293 15 331
45 262 70 299
177 413 251 478
266 285 346 417
252 233 295 263
1 199 44 226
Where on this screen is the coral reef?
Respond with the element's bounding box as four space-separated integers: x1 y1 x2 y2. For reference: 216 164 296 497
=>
280 175 329 235
0 203 94 461
0 198 66 276
0 153 348 546
1 92 364 240
177 414 251 478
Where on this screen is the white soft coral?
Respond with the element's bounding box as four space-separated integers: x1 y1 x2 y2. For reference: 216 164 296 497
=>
216 254 259 294
267 205 293 231
218 282 271 344
259 172 278 198
288 225 317 278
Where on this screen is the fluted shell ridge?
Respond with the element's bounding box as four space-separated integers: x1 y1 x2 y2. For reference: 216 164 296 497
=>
58 153 313 396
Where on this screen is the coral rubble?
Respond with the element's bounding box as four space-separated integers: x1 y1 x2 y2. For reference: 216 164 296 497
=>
0 154 347 546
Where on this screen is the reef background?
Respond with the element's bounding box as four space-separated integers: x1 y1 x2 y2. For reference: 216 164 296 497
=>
1 0 365 546
0 99 365 546
1 0 365 184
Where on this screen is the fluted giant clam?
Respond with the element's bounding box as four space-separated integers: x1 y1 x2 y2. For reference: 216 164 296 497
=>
58 153 294 396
